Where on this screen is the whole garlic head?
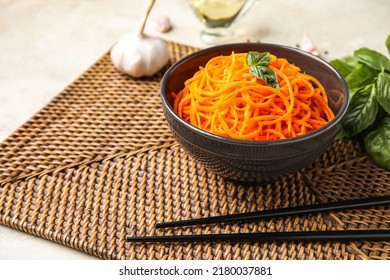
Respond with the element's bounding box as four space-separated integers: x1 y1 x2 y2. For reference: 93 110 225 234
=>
110 33 169 78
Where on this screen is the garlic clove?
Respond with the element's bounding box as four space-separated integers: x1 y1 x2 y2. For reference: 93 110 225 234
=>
110 33 169 78
155 15 172 33
300 33 320 56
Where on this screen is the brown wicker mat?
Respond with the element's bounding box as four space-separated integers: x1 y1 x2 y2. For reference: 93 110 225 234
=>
1 42 389 260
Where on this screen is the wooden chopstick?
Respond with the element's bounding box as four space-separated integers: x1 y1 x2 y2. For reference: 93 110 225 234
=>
126 229 390 243
156 195 390 229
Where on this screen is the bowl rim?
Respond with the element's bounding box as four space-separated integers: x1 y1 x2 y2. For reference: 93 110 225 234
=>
160 42 349 147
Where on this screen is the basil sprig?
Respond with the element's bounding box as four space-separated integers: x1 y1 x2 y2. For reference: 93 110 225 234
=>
330 34 390 170
246 51 279 89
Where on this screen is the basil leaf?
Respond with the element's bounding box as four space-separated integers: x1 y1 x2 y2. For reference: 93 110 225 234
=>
341 83 379 137
249 66 279 89
246 51 271 67
345 63 379 90
364 116 390 170
354 47 390 72
330 56 358 77
377 72 390 114
386 34 390 55
246 51 279 89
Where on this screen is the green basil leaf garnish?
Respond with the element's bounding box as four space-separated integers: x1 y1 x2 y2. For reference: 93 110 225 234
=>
249 65 279 89
246 51 271 67
246 51 279 89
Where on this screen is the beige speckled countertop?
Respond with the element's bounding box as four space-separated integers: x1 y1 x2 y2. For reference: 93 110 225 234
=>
0 0 389 259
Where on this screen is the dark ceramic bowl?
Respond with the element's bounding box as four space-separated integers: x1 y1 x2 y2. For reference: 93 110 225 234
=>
160 43 349 182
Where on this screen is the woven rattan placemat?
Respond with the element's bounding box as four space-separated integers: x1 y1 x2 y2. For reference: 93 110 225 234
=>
1 42 389 260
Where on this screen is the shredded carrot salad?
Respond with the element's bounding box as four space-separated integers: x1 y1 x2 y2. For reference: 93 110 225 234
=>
171 52 335 140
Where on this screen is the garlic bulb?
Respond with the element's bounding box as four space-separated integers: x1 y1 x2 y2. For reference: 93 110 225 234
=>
110 33 169 77
110 0 169 77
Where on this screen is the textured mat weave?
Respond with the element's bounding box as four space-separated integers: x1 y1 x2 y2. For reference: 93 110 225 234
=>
1 42 389 260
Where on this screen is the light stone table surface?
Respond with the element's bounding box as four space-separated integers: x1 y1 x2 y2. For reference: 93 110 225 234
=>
0 0 389 259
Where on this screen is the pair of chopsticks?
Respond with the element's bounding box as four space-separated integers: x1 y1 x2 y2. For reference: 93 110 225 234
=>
126 195 390 243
